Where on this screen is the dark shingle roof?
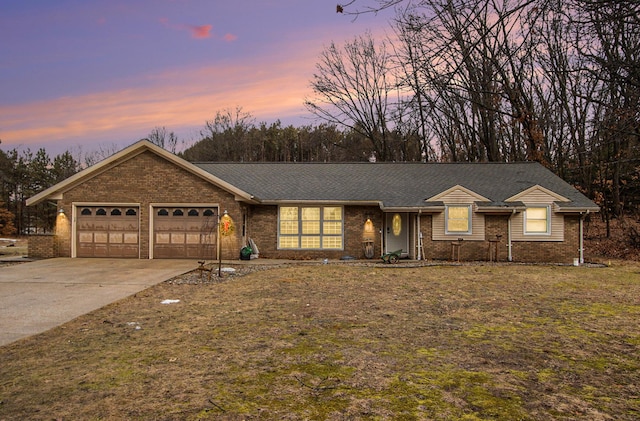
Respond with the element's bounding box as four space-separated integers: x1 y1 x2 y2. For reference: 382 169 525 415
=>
194 162 598 211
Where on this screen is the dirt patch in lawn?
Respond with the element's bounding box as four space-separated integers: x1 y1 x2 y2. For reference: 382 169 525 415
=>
1 261 639 420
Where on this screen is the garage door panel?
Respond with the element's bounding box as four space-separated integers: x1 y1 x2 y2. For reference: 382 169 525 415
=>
170 233 185 244
107 243 138 258
124 233 138 244
93 232 108 243
153 245 172 259
92 244 109 257
109 232 123 243
186 233 200 244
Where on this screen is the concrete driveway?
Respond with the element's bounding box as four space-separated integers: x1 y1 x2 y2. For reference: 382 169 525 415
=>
0 258 196 347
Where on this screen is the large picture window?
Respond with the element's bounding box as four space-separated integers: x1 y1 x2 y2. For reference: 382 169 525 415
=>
446 205 471 234
278 206 343 249
525 206 550 234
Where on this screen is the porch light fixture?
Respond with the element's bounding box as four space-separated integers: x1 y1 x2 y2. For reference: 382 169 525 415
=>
58 208 65 215
364 218 375 235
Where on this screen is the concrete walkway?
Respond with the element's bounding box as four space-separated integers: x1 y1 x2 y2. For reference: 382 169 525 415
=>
0 258 197 347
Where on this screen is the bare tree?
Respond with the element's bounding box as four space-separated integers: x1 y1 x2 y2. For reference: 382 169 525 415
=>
306 32 398 161
337 0 406 16
79 143 121 168
572 0 640 219
180 107 255 161
390 0 551 163
146 126 178 153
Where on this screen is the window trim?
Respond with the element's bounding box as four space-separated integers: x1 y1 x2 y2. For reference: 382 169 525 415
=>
445 205 472 235
278 205 344 250
524 205 551 235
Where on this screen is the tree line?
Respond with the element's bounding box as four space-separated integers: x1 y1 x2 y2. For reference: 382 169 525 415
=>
0 0 637 235
0 146 80 235
307 0 639 225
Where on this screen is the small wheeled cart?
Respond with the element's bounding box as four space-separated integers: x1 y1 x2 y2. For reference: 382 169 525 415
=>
381 249 402 264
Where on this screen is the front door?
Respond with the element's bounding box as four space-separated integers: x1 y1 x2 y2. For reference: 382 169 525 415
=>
385 212 409 256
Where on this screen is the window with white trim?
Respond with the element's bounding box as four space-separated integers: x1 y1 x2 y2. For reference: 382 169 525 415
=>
446 205 471 234
525 206 550 234
278 206 343 249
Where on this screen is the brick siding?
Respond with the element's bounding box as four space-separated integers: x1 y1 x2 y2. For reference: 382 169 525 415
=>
28 234 58 259
418 214 582 263
55 151 243 259
247 205 383 260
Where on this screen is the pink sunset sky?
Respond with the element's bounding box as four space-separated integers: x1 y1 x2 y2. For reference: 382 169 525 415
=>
0 1 394 155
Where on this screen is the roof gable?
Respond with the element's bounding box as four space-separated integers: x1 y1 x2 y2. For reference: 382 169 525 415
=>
507 184 570 203
426 185 490 202
27 140 254 206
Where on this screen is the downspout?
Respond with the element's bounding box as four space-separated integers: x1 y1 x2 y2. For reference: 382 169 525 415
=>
417 211 422 261
579 211 590 264
380 212 384 256
507 209 515 262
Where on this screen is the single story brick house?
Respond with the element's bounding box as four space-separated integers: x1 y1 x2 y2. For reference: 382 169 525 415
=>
27 140 599 263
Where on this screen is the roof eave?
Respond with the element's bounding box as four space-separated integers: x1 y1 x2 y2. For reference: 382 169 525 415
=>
381 203 445 212
474 207 526 214
553 204 601 214
474 201 527 213
258 200 382 207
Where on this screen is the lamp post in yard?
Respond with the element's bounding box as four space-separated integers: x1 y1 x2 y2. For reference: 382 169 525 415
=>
218 210 228 277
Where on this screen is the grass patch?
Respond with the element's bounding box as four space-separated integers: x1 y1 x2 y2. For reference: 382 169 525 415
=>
0 262 639 420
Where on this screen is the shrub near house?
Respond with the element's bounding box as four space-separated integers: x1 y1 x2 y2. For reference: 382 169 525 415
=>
0 204 16 236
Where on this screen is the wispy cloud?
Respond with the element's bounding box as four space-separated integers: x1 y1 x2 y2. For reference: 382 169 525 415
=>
158 18 232 41
0 12 390 153
188 24 212 39
222 33 237 42
0 49 318 151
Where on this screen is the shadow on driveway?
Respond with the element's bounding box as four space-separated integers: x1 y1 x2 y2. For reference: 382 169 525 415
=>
0 258 197 347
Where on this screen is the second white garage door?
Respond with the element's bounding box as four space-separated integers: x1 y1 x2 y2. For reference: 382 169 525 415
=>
153 207 218 259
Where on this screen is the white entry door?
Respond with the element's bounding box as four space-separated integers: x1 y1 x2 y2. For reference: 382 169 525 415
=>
385 213 409 256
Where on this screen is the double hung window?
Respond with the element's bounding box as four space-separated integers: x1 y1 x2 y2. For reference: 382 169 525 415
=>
525 206 550 234
446 205 471 234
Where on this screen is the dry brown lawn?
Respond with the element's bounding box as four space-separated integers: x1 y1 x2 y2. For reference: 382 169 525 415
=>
0 261 639 420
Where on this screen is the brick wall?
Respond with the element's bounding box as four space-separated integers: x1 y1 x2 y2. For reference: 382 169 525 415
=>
418 213 581 263
56 151 243 259
28 234 58 258
511 215 581 263
247 205 383 260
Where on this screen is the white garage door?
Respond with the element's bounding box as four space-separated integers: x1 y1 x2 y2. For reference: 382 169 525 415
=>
153 207 218 259
76 206 140 258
